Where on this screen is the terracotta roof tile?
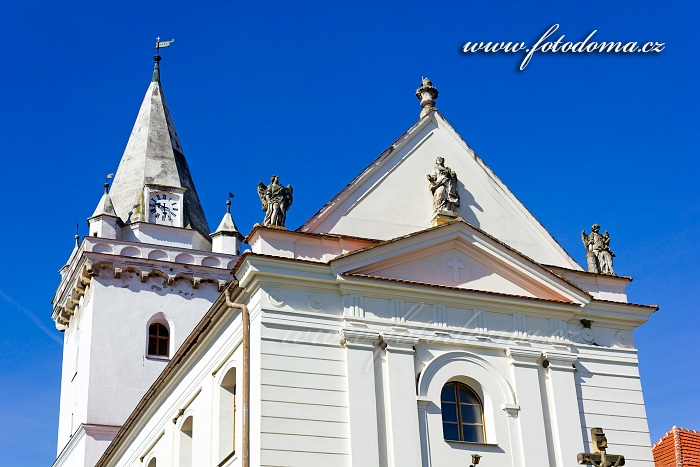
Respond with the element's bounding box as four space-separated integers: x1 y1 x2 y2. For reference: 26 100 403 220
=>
653 426 700 467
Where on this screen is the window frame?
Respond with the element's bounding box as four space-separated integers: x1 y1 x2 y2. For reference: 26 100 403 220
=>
441 381 486 443
147 322 170 358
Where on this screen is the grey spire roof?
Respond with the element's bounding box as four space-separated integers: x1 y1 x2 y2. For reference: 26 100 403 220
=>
107 59 210 237
90 183 118 218
212 200 244 240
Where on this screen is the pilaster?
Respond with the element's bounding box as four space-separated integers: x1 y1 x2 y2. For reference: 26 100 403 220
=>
506 347 550 467
340 329 381 467
381 333 422 467
544 350 584 467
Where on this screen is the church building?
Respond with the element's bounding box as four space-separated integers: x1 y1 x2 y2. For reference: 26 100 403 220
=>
53 54 658 467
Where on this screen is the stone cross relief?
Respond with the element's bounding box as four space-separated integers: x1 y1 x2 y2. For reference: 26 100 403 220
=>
446 257 464 282
577 428 625 466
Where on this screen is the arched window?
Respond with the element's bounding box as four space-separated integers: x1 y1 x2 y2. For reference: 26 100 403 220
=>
219 368 236 463
148 323 169 357
179 416 193 467
147 458 156 467
441 382 485 443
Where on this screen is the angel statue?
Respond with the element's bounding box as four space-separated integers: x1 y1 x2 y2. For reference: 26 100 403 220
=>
581 224 615 275
257 175 293 228
427 157 460 215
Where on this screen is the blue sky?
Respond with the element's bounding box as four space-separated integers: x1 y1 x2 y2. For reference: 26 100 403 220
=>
0 1 697 465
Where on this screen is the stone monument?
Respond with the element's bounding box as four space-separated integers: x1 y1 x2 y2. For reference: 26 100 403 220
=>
427 157 460 226
577 428 625 466
581 224 615 275
257 175 293 228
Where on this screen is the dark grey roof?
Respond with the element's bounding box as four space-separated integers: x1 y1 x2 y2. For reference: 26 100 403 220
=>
108 71 209 237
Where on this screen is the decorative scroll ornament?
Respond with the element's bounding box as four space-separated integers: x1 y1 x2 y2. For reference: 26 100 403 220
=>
257 175 293 228
581 224 615 275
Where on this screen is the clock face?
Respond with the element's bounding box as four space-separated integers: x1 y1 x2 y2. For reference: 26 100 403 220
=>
148 193 179 224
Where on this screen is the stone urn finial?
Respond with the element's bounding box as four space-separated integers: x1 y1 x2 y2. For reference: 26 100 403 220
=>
416 77 439 118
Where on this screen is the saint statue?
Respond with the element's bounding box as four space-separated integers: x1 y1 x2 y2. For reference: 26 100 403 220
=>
427 157 460 214
581 224 615 275
257 175 293 228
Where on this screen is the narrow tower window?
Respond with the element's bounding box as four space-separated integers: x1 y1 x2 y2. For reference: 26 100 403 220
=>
219 368 237 464
148 323 169 357
179 416 193 467
441 381 485 443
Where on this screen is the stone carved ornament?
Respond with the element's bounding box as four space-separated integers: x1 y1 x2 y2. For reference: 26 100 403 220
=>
416 77 439 118
257 175 293 228
581 224 615 275
427 157 460 215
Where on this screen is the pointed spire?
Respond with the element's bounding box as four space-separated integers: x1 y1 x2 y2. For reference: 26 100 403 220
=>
108 51 210 237
211 196 244 255
90 182 117 218
61 232 82 277
212 198 243 239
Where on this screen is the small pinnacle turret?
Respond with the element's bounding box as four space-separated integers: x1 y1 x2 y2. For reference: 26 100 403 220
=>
211 197 244 255
88 180 121 239
90 182 117 218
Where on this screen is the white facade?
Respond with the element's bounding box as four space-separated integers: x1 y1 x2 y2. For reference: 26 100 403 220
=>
89 110 657 467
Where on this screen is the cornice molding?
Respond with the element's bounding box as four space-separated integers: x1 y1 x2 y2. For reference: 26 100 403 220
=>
544 350 577 371
382 332 420 353
340 328 381 350
506 347 543 365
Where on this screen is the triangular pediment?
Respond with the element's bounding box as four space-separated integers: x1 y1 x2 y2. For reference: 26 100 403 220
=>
300 112 582 270
331 221 590 305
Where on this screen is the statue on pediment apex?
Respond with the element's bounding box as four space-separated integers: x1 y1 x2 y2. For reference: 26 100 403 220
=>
257 175 293 228
581 224 615 275
427 157 460 216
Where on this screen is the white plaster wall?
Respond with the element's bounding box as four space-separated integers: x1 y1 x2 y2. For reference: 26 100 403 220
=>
57 287 95 453
83 274 220 427
103 297 247 467
259 325 351 465
576 350 654 465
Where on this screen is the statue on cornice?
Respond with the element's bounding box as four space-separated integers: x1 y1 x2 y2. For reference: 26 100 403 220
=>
427 157 460 215
257 175 293 228
581 224 615 275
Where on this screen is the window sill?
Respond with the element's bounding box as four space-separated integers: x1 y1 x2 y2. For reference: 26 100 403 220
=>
446 440 499 447
145 355 170 362
218 451 237 467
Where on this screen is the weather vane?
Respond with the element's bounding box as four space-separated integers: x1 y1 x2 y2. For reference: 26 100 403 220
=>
155 36 175 56
152 36 174 82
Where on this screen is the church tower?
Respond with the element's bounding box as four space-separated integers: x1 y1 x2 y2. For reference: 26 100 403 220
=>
52 51 241 467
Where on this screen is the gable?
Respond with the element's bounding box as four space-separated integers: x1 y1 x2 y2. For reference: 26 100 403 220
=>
300 112 582 270
331 221 590 305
